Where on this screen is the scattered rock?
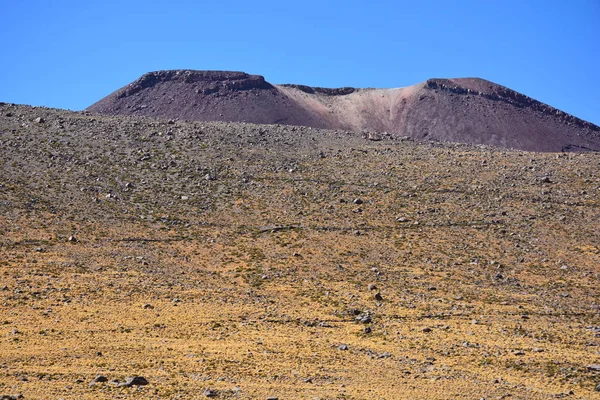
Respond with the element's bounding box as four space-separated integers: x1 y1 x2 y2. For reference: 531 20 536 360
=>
266 397 279 400
89 375 108 385
396 216 410 222
374 292 383 301
367 284 377 291
355 314 372 324
352 198 363 205
531 347 544 353
142 304 154 309
1 396 23 400
203 389 218 397
116 376 149 387
34 117 45 123
68 235 77 242
363 326 372 334
587 364 600 372
513 350 525 356
338 344 349 351
422 327 432 333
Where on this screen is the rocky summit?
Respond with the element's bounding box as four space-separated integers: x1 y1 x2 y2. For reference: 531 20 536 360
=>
87 70 600 152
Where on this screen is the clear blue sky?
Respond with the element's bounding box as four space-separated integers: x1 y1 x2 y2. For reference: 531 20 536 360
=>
1 0 599 125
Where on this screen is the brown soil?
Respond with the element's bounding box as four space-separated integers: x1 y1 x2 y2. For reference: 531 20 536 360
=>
86 70 600 152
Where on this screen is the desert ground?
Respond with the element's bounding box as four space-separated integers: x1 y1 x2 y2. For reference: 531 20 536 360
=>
1 103 600 399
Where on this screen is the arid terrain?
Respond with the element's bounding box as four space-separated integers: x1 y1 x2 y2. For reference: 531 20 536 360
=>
87 70 600 152
1 102 600 399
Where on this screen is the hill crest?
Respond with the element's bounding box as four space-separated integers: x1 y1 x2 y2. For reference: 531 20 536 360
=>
87 70 600 152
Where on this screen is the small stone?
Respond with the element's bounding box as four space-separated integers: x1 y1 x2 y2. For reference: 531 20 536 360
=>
181 195 189 200
266 397 279 400
117 376 149 387
68 235 77 242
92 375 108 383
374 292 383 301
367 284 377 291
587 364 600 372
203 389 218 397
595 383 600 392
142 304 154 309
363 326 372 334
355 314 372 324
34 117 45 123
422 327 432 333
338 344 349 351
0 395 24 400
396 216 410 222
352 198 363 205
531 347 544 353
90 375 108 384
513 350 525 356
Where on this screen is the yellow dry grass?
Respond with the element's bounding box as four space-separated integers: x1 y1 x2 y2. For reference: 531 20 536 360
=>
1 106 600 399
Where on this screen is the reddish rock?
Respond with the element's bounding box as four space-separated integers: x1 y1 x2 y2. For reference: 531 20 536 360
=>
87 70 600 152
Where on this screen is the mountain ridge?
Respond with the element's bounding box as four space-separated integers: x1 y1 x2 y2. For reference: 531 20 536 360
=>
86 70 600 152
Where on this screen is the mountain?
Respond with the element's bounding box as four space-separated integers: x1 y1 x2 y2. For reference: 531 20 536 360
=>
87 70 600 152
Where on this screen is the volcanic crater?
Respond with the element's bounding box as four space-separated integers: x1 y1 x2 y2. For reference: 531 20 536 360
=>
87 70 600 152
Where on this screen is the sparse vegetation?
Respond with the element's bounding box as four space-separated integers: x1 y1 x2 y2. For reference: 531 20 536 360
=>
0 103 599 399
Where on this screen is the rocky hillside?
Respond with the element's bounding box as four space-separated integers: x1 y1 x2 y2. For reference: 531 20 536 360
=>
87 70 600 152
1 103 600 399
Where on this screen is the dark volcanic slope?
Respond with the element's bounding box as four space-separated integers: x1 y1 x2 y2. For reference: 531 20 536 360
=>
87 70 600 152
87 70 333 129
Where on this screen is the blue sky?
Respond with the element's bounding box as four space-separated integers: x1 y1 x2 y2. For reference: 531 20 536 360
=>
1 0 599 125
